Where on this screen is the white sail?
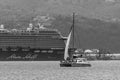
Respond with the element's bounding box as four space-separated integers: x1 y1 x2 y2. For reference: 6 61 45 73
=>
64 30 72 60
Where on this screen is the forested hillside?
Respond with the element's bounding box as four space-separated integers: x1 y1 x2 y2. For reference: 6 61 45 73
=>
52 15 120 53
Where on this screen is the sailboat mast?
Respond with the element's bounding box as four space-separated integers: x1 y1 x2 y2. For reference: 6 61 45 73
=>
72 12 75 49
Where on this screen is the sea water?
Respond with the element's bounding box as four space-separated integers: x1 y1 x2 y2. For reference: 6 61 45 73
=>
0 61 119 80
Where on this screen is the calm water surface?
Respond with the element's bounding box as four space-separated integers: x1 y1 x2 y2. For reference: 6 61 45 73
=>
0 61 119 80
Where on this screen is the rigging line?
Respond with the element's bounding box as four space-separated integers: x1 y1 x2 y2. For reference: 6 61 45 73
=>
75 27 81 48
74 28 78 48
67 12 75 48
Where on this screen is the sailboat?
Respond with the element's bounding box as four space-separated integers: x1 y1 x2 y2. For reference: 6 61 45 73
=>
60 13 91 67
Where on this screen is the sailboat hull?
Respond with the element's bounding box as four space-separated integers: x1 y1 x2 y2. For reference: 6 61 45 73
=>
60 61 91 67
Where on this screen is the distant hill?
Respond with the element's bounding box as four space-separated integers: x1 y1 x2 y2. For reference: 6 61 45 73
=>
1 12 120 52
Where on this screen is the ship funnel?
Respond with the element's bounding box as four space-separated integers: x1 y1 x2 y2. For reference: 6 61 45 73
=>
0 24 4 29
29 23 33 28
27 23 33 31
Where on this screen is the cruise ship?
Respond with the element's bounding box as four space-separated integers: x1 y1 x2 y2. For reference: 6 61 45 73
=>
0 23 68 61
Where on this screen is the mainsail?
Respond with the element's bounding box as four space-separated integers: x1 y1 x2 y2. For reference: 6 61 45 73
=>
64 12 75 60
64 29 72 60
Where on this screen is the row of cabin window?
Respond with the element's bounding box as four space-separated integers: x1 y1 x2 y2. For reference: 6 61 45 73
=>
0 36 60 38
0 39 61 42
0 30 58 34
0 48 54 53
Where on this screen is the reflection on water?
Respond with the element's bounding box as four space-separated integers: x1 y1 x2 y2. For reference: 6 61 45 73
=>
0 61 119 80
